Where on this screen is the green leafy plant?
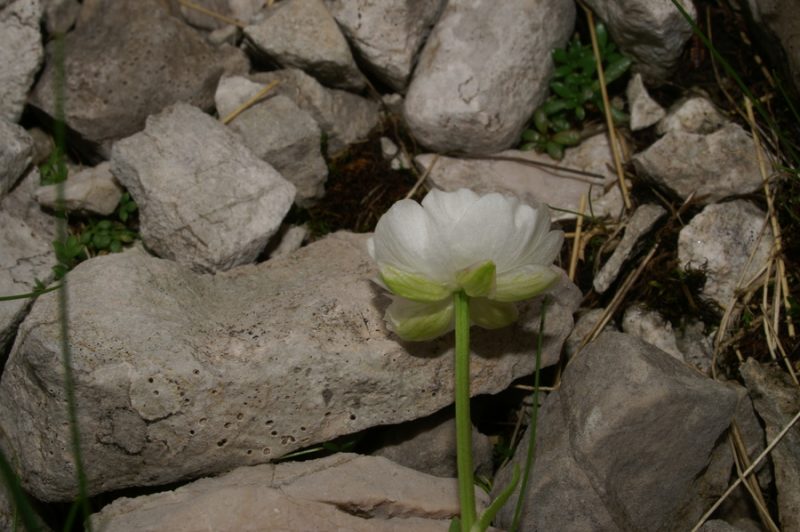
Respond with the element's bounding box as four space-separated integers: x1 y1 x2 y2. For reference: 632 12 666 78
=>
38 145 68 186
116 191 138 223
521 23 631 160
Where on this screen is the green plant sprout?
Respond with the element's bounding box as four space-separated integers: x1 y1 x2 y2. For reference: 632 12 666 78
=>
521 22 631 160
368 188 563 531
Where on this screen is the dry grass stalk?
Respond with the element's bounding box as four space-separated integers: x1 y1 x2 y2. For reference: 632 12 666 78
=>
221 80 280 125
175 0 246 28
568 194 587 281
404 154 438 200
729 422 780 531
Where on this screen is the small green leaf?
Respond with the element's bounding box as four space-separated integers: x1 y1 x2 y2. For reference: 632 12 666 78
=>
519 142 536 151
110 240 122 253
596 22 608 52
545 141 564 161
552 48 568 64
574 106 586 120
604 56 632 84
93 233 111 250
521 129 540 142
550 116 571 132
552 129 581 146
550 81 576 99
540 99 568 116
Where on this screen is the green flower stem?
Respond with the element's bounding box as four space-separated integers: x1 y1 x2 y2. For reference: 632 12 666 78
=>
454 290 476 531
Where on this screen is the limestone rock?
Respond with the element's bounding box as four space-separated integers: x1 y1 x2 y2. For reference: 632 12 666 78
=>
678 200 774 309
0 0 43 123
244 0 366 91
111 103 296 272
626 73 665 130
325 0 446 91
215 80 327 204
36 161 123 215
404 0 575 153
633 123 763 203
0 120 33 200
265 224 309 259
30 0 248 150
621 304 683 361
176 0 264 30
0 232 580 500
656 95 728 135
582 0 696 82
91 454 487 531
563 307 617 358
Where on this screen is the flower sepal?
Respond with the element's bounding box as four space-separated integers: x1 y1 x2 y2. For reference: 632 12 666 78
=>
455 260 496 298
379 263 452 302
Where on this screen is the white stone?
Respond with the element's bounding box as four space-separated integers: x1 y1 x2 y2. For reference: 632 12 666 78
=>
0 233 580 500
111 103 296 272
36 161 123 215
267 224 308 258
633 123 764 203
403 0 575 153
91 454 488 531
656 95 728 135
621 304 683 361
325 0 446 91
0 0 43 123
582 0 697 82
0 120 33 200
244 0 365 90
626 73 665 131
678 200 774 309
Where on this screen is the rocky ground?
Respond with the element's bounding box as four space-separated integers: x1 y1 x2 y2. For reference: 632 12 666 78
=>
0 0 798 531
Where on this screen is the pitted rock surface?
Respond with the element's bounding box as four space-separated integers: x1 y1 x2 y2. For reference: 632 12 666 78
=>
403 0 575 153
111 103 295 273
0 232 579 501
30 0 248 150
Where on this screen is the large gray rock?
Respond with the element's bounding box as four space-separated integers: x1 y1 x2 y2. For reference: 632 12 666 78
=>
404 0 575 154
111 103 296 273
0 232 580 501
221 69 380 154
244 0 365 91
678 200 774 309
325 0 446 91
415 134 625 222
36 161 123 216
0 120 33 200
0 0 43 123
215 79 328 204
633 123 764 203
740 0 800 97
582 0 696 82
91 453 486 531
495 332 741 531
0 169 57 354
30 0 248 150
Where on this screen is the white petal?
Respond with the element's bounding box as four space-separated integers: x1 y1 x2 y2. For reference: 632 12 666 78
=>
470 298 519 329
421 188 480 228
446 193 517 273
385 297 454 341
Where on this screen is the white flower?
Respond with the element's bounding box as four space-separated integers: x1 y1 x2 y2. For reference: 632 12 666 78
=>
367 188 564 341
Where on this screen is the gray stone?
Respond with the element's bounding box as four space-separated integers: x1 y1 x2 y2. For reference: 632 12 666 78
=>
215 82 327 204
563 307 617 358
244 0 365 91
91 454 487 531
207 24 239 46
177 0 264 30
678 200 774 309
30 0 249 150
0 169 56 354
111 103 296 273
27 127 54 166
740 0 800 97
633 123 764 203
740 359 800 532
0 0 43 123
0 120 33 200
372 408 493 479
403 0 575 153
621 304 683 361
266 224 308 259
42 0 80 34
656 95 728 135
699 519 748 532
235 69 380 154
626 73 665 130
416 134 625 223
675 319 714 374
380 136 411 170
0 232 580 500
36 161 123 215
582 0 696 82
593 203 666 293
325 0 446 91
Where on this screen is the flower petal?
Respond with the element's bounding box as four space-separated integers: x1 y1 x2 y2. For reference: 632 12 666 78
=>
446 193 517 273
379 262 453 302
421 188 480 228
470 298 519 329
494 264 560 302
455 260 496 298
384 297 454 341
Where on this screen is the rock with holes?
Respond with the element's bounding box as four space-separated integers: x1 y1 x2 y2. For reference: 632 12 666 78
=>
0 231 580 501
90 454 489 531
243 0 366 91
678 200 774 309
325 0 446 91
29 0 248 152
493 332 741 531
403 0 575 153
215 79 327 204
0 120 33 200
111 103 296 272
633 123 764 203
0 0 43 124
36 161 123 215
582 0 696 83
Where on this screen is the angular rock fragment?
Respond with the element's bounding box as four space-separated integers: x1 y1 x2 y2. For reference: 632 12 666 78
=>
0 232 579 500
678 200 774 309
0 120 33 200
656 95 728 135
626 73 665 130
36 161 123 215
0 0 43 123
621 304 682 361
404 0 575 153
30 0 248 150
111 103 296 272
244 0 365 91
